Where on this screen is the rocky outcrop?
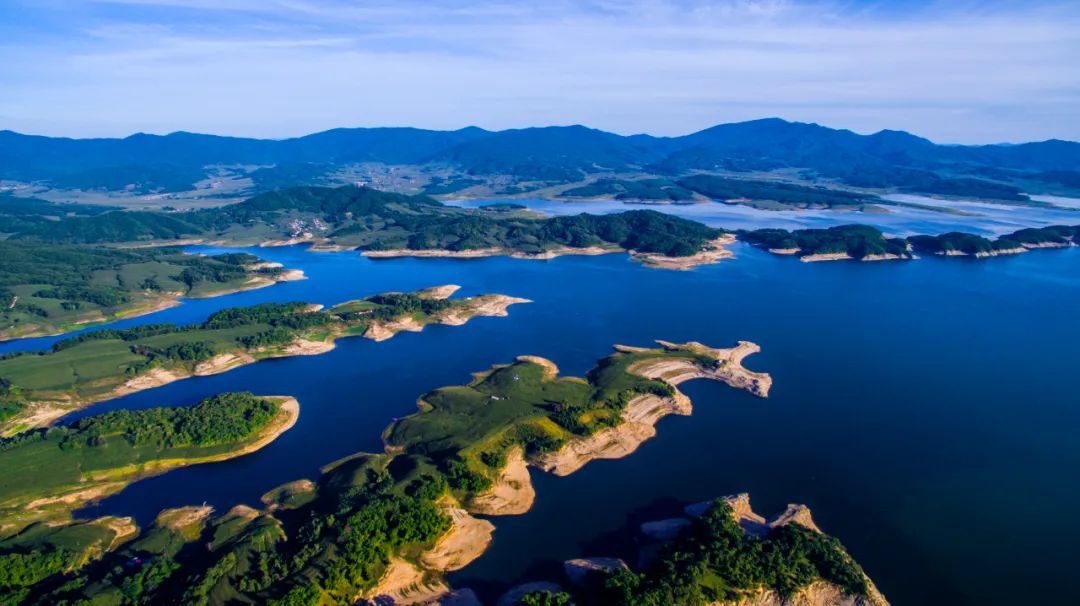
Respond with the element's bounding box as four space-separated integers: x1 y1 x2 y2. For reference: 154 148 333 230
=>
631 235 736 270
536 341 771 476
363 504 493 605
363 558 450 605
725 581 887 606
469 447 536 516
419 505 495 572
634 340 772 397
534 393 690 476
563 558 629 585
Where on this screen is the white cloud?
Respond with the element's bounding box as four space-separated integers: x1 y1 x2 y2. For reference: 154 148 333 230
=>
1 0 1077 142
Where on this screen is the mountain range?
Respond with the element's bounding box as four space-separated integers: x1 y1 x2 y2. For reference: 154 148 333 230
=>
2 118 1078 197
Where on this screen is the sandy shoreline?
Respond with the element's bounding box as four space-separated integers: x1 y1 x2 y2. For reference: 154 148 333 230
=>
630 234 736 270
361 245 620 261
5 397 299 531
3 289 528 435
0 266 304 343
363 340 773 604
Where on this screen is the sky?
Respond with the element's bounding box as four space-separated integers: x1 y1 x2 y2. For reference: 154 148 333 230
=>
0 0 1077 144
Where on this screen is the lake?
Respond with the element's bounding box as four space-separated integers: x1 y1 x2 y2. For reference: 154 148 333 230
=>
23 240 1073 606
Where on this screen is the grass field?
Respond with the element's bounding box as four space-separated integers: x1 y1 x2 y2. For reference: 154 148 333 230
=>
0 244 297 341
385 345 702 492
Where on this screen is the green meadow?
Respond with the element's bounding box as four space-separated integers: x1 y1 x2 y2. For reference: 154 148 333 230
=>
0 242 292 341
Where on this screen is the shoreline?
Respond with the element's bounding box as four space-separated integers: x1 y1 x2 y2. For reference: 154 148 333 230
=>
630 234 736 270
361 245 620 261
4 290 529 435
368 341 773 602
2 396 299 533
0 266 306 343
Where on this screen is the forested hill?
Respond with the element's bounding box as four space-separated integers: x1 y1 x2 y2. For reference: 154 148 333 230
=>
5 186 723 257
2 119 1078 196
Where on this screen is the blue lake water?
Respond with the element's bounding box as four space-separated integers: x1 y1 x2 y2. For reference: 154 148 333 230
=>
16 241 1070 606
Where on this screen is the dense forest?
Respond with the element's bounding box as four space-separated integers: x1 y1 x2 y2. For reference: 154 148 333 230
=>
742 224 1079 259
3 186 722 258
739 225 911 259
4 119 1077 201
0 392 278 454
595 500 868 605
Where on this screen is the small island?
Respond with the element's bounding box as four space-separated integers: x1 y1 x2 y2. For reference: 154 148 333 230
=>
0 242 305 341
502 493 887 606
741 224 1079 262
0 285 528 435
0 392 297 534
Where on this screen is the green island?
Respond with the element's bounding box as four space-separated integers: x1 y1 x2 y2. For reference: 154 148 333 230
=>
741 224 1080 262
0 241 305 341
907 224 1080 257
0 340 894 606
4 186 731 268
502 492 888 606
0 285 528 436
0 392 298 534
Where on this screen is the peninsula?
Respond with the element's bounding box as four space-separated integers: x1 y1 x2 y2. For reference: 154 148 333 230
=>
0 285 528 435
7 340 878 606
0 392 297 533
0 242 305 341
506 493 888 606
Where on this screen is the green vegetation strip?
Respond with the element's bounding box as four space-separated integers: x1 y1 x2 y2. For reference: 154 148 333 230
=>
0 393 292 531
0 286 520 436
5 185 724 258
740 224 1080 260
599 501 868 605
0 241 296 341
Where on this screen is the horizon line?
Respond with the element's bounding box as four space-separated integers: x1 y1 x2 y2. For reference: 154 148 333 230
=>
3 117 1076 148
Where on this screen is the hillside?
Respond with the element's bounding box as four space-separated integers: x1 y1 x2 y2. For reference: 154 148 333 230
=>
5 186 724 259
2 119 1077 199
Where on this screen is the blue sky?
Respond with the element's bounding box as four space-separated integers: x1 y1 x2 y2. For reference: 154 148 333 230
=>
1 0 1077 143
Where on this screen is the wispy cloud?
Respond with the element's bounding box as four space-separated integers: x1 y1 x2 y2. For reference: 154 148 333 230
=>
1 0 1077 142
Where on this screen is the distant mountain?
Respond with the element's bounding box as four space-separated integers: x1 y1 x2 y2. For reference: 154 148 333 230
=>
1 119 1077 196
429 125 674 180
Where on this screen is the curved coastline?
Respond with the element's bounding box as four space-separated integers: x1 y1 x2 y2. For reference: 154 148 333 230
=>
1 287 529 435
367 340 774 602
0 396 299 534
0 263 307 343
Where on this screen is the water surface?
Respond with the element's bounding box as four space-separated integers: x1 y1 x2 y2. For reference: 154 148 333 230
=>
40 243 1078 606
